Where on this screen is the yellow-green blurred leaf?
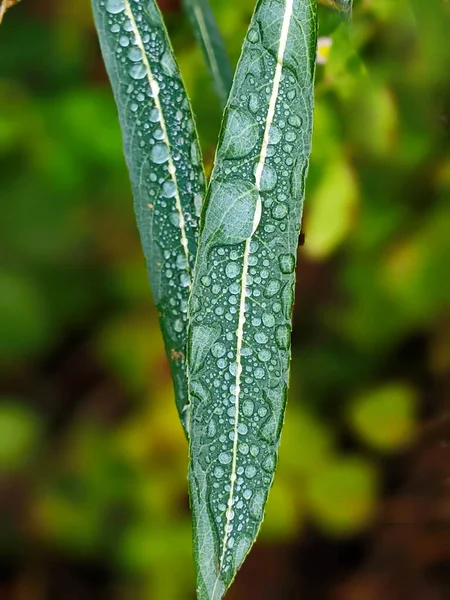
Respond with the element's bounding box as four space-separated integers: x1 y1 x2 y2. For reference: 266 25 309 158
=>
349 383 417 451
0 400 41 470
305 159 359 259
305 457 378 535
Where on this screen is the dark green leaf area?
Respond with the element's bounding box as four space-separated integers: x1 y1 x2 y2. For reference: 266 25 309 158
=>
92 0 205 429
188 0 317 596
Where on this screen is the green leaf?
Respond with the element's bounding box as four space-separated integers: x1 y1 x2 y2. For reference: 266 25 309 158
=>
183 0 234 108
349 383 417 451
187 1 317 597
91 0 206 434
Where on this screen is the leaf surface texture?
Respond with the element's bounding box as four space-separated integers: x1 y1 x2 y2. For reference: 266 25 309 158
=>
91 0 205 434
187 0 318 597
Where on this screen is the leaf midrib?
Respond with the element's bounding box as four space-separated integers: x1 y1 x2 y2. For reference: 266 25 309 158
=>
124 0 192 284
213 0 295 588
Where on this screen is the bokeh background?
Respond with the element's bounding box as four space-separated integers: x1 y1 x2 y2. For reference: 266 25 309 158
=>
1 0 450 598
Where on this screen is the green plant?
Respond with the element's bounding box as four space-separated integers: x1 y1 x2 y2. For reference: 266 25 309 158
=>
90 0 349 597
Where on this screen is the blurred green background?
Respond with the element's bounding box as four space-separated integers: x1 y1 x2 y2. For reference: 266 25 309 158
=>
1 0 450 598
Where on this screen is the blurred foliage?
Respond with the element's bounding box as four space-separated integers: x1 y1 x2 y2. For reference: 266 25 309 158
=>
1 0 449 598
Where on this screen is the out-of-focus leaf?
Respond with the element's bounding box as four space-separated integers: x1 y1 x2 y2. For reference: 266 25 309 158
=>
0 400 41 470
183 0 234 108
0 0 21 24
349 383 417 451
91 0 206 434
306 457 378 535
187 1 317 597
318 0 352 20
305 159 359 258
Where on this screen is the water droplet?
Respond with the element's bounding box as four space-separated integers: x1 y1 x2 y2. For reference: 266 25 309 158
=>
275 325 290 349
279 253 295 274
150 143 169 164
222 108 259 159
119 35 130 47
161 51 177 77
248 93 259 113
245 465 257 478
211 342 226 359
258 348 271 362
214 466 224 478
173 318 184 333
247 27 259 43
288 114 302 128
219 452 232 465
128 46 142 62
272 203 288 220
205 180 259 245
262 312 275 327
225 262 240 279
175 254 188 270
258 164 277 192
254 332 268 344
242 400 254 417
249 490 265 519
149 108 160 122
106 0 125 14
162 180 176 198
269 124 282 145
264 279 281 298
129 63 147 80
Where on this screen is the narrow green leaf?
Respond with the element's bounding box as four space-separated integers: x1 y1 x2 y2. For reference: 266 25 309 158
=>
91 0 205 434
187 0 317 597
183 0 234 107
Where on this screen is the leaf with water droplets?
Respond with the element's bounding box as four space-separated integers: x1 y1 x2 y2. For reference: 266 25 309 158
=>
183 0 234 108
187 0 317 597
91 0 205 435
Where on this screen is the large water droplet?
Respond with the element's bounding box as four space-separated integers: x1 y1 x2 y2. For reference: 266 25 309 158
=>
129 63 147 80
258 164 277 192
150 143 169 164
279 253 295 274
204 180 259 245
106 0 125 14
221 108 259 159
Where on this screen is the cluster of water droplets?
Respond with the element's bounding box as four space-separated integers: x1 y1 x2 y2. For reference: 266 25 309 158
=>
188 0 315 580
100 0 205 385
